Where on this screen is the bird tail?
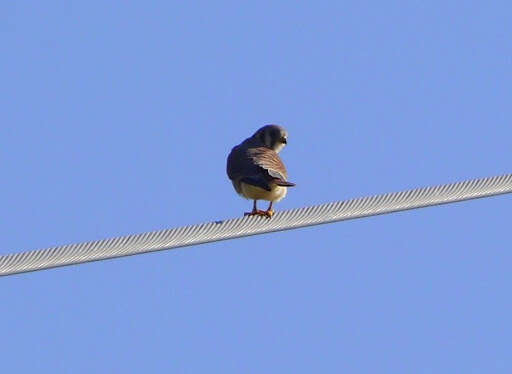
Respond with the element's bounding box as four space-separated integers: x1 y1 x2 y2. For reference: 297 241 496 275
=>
274 180 296 187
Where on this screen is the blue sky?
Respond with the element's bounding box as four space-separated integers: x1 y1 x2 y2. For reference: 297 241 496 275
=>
2 1 511 372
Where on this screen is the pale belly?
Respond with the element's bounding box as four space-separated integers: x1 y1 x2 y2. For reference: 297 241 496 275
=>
239 182 288 202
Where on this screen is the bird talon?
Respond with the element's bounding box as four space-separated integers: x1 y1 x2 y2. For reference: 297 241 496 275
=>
244 210 269 217
264 209 274 218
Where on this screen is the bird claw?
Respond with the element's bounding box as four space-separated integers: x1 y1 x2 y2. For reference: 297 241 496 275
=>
244 209 274 219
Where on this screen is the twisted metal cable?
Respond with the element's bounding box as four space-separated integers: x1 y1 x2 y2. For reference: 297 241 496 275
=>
1 174 511 276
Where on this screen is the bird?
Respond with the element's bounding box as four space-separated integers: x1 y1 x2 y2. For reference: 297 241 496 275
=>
227 124 296 218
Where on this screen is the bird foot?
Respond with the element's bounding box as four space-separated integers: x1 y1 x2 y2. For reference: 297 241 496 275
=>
244 209 273 218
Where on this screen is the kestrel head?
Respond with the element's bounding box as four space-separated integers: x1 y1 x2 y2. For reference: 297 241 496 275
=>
252 124 288 153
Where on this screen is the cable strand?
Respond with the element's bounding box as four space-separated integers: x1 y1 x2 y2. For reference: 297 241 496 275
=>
1 174 511 276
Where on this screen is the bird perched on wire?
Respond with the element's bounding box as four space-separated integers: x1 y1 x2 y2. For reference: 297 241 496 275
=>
227 124 296 218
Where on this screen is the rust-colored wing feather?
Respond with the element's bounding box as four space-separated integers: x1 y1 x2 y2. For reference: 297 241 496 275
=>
247 147 288 181
248 147 295 187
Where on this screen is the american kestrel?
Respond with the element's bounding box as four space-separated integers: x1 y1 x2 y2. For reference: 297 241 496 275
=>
227 124 296 218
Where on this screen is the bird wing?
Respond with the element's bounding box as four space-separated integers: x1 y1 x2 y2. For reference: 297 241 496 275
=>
227 145 268 191
247 147 289 182
227 145 295 192
227 145 256 180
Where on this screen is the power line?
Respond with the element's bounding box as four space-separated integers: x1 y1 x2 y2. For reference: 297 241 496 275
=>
1 174 511 276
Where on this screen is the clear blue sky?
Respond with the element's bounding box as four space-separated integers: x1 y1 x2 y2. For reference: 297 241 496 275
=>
2 1 511 372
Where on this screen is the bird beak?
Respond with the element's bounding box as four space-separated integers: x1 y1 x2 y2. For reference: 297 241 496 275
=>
281 137 287 144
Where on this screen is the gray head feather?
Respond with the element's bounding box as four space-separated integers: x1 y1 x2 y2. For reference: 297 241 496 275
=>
249 124 288 153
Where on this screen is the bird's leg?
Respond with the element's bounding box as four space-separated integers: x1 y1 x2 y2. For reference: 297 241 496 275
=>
244 200 268 217
264 201 274 218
